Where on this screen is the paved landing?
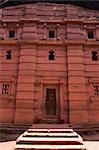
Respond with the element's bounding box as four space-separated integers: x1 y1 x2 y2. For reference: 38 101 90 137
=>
31 124 70 129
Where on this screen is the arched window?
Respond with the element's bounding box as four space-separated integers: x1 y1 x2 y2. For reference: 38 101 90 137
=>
91 51 98 61
6 50 12 59
49 50 55 60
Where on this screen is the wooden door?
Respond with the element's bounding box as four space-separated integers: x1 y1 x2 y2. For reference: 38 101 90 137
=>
44 85 59 119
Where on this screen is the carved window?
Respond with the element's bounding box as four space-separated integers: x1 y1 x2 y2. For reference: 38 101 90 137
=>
94 85 99 96
49 30 55 38
2 84 10 95
88 30 94 39
49 50 55 60
91 51 98 61
9 29 15 38
6 50 11 60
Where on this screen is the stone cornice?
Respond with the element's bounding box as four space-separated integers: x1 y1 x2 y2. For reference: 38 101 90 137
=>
1 19 20 23
64 18 99 24
0 39 99 46
1 18 99 24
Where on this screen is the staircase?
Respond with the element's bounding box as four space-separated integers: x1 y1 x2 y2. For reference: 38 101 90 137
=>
15 124 86 150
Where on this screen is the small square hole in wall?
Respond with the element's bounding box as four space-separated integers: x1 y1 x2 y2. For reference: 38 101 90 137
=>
9 30 15 38
87 30 94 39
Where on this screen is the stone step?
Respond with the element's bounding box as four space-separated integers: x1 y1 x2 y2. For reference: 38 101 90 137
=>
39 119 63 124
28 129 73 133
15 127 87 150
15 144 86 150
31 124 70 129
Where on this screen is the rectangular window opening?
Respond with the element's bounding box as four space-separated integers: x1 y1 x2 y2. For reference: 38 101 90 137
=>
88 30 94 39
9 30 15 38
49 30 55 38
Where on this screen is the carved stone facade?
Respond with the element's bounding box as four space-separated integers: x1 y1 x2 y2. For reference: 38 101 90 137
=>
0 3 99 125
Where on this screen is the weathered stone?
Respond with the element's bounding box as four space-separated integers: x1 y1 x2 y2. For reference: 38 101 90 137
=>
0 3 99 126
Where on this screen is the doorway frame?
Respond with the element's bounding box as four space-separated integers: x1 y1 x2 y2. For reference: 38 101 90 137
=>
43 84 60 120
37 78 66 122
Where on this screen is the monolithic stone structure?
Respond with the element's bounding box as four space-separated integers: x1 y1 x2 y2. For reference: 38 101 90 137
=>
0 3 99 125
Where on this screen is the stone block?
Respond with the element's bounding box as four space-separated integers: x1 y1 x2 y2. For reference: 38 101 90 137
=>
16 91 34 100
18 69 35 75
69 100 87 110
23 26 36 33
19 63 36 70
0 100 15 108
21 45 36 49
22 33 36 39
0 70 18 76
36 63 66 71
69 93 87 101
68 84 86 92
88 110 99 123
88 101 99 110
68 64 84 71
85 65 99 72
68 57 83 63
96 29 99 40
0 57 19 63
17 83 34 92
69 110 88 124
67 34 82 40
16 100 33 109
0 64 18 71
68 71 85 76
68 77 86 84
18 76 35 83
0 108 14 123
14 109 33 124
19 56 36 63
36 70 67 77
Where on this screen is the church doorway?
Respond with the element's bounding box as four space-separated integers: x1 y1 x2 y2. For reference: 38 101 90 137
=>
43 85 60 120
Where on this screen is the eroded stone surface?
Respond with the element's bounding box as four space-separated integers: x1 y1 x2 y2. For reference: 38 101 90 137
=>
0 3 99 125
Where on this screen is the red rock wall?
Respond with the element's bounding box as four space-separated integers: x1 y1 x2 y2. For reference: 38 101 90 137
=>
0 45 20 123
0 3 99 125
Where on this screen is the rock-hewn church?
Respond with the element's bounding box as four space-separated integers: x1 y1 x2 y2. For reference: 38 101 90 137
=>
0 2 99 126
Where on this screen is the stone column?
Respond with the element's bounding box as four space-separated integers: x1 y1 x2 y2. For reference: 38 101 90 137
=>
14 44 36 125
67 45 88 125
43 23 47 40
33 78 43 123
60 79 65 121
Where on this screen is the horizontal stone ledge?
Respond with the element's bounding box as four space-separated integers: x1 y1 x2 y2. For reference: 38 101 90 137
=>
0 96 14 100
69 108 88 110
64 18 99 24
0 39 99 46
1 18 99 24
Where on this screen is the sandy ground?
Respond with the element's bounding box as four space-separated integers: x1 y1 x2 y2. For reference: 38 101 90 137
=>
84 141 99 149
0 141 99 150
0 141 16 150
